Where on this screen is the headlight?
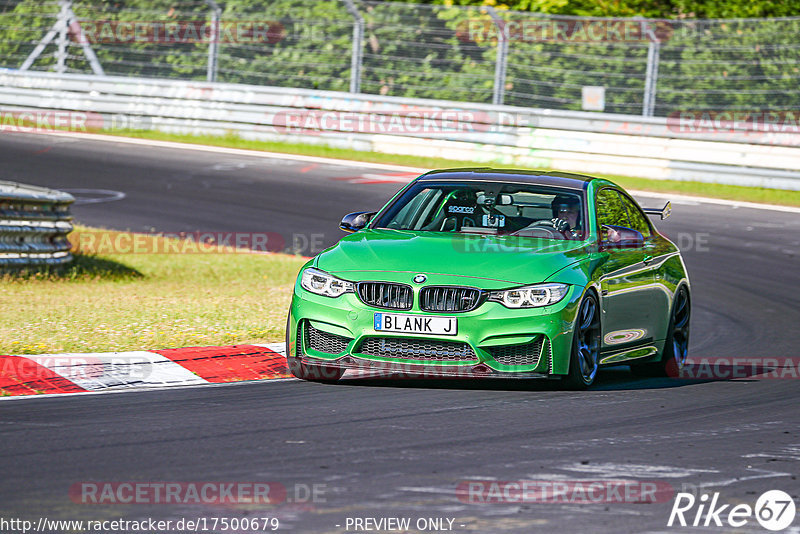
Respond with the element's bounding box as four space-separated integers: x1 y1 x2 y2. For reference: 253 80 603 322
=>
488 283 569 308
300 268 354 298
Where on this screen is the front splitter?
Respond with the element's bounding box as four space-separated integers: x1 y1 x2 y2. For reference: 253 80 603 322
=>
302 355 556 380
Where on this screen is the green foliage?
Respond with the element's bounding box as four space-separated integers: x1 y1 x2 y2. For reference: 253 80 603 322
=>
419 0 800 18
359 2 494 101
214 0 354 89
0 0 797 116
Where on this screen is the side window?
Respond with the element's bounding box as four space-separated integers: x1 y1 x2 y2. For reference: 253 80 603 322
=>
618 194 652 237
596 189 629 229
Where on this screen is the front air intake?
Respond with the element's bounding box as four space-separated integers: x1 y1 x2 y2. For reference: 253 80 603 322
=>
419 286 483 312
358 337 476 361
357 282 413 310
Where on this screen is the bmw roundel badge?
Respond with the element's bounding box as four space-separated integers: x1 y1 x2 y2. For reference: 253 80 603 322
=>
413 274 427 284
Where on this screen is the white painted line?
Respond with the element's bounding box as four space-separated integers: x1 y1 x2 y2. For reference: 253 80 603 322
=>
24 351 207 391
688 468 795 490
559 462 718 478
22 130 800 213
61 188 127 205
40 130 426 172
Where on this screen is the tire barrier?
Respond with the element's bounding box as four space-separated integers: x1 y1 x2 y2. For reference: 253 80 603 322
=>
0 180 74 267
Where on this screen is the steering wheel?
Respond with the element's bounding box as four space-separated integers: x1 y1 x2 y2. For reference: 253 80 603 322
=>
511 219 570 239
511 224 561 239
536 218 571 230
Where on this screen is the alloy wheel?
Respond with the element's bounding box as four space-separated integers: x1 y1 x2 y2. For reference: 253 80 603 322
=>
576 295 601 384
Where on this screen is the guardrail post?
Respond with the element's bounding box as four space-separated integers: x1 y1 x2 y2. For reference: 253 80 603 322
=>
205 0 221 82
642 20 661 117
486 7 508 106
341 0 364 94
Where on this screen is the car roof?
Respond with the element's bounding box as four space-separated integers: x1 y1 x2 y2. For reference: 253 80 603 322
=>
417 168 598 190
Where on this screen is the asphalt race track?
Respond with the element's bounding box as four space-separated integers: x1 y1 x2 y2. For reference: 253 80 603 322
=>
2 132 799 533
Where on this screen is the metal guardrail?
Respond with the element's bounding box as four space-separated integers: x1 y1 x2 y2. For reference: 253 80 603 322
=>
1 70 800 190
0 180 74 267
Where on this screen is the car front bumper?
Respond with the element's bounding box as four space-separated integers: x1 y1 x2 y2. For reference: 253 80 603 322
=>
287 282 583 377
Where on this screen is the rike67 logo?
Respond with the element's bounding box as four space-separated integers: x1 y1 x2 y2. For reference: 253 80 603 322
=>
668 490 796 531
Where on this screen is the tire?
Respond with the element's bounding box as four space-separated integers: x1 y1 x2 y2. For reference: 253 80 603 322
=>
630 285 690 378
285 315 345 382
562 291 601 390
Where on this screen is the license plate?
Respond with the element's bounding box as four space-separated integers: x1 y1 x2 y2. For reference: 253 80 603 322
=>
374 313 457 336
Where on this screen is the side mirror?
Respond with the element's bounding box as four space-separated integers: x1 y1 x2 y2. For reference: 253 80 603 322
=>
340 211 376 233
600 225 644 250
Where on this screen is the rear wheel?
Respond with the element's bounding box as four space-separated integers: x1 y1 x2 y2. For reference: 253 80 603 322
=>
285 316 345 382
562 291 601 390
631 286 690 378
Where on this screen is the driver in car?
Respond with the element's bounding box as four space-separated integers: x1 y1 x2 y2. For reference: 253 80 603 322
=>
550 195 582 238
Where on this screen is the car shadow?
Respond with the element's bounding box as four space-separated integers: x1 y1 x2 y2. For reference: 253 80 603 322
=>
590 366 725 391
1 252 143 280
334 365 724 392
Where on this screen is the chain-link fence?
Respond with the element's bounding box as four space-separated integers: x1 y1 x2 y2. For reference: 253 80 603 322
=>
1 0 798 117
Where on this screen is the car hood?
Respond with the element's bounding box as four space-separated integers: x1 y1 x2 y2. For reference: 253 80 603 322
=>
316 229 590 288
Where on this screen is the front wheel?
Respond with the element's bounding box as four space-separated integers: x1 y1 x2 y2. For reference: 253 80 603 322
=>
562 291 601 390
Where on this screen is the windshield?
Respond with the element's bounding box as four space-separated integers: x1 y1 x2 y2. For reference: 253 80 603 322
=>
373 181 586 240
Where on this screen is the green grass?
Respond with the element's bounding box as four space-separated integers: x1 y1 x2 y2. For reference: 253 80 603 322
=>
0 227 308 355
110 129 800 208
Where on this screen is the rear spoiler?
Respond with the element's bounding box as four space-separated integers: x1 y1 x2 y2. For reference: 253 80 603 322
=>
643 201 671 220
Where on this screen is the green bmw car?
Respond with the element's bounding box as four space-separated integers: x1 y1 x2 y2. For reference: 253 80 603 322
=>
286 169 690 389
